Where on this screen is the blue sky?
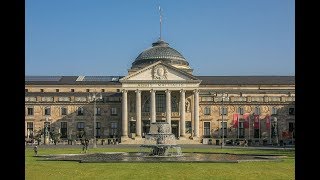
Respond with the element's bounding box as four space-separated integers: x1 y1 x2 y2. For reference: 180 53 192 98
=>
25 0 294 76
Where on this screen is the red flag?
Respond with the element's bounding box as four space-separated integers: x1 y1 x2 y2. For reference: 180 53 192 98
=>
243 113 250 128
266 115 270 129
254 115 259 129
233 114 239 128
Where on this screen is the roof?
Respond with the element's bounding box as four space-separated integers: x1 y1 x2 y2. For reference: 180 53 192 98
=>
196 76 295 85
25 76 295 85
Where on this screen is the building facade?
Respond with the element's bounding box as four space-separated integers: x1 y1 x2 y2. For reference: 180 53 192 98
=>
25 39 295 144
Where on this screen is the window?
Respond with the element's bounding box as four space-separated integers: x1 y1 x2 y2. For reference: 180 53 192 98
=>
40 89 44 92
77 107 84 116
156 94 165 112
220 107 228 115
271 107 278 115
111 108 117 115
86 89 90 92
254 106 260 115
110 122 118 137
171 96 178 112
116 89 120 92
220 121 227 138
143 99 150 112
101 89 105 92
77 122 85 138
96 122 101 138
185 121 192 133
27 107 34 116
204 107 211 115
44 122 51 133
238 107 244 115
26 122 33 139
238 122 245 138
25 89 28 92
71 89 74 92
254 129 260 138
96 107 101 116
44 107 51 116
203 122 211 137
56 89 59 92
289 122 295 138
60 122 67 138
61 107 67 116
289 108 295 115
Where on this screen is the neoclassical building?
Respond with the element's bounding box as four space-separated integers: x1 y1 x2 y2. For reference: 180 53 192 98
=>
25 39 295 144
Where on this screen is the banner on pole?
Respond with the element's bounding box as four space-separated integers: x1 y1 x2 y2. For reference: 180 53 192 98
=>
233 114 239 128
254 114 259 129
243 113 250 128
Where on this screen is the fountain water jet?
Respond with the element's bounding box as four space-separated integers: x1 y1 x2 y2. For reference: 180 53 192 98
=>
139 122 182 156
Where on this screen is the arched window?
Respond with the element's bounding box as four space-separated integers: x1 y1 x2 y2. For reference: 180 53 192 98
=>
77 107 84 116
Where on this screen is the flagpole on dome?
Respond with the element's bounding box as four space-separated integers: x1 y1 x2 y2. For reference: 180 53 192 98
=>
158 5 163 40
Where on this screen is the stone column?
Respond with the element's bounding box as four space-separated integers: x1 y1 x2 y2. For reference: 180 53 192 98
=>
121 90 128 139
194 89 200 139
135 90 142 137
151 89 156 123
180 89 186 138
166 89 171 125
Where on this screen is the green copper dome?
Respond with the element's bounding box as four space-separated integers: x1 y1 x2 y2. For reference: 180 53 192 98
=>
131 40 191 70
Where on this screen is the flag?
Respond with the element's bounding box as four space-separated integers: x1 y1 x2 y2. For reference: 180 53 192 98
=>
266 115 270 129
254 114 259 129
233 114 239 128
243 113 250 128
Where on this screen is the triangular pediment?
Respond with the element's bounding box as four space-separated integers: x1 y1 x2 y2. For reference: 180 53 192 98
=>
120 61 200 82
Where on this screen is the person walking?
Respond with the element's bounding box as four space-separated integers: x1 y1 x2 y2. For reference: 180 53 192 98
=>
33 145 38 156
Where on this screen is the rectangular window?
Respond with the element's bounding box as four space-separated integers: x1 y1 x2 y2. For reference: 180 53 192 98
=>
96 122 101 138
40 89 44 92
238 122 245 138
25 89 28 92
254 107 261 115
254 129 260 138
95 107 101 115
26 122 33 138
101 89 105 92
61 107 67 115
110 122 118 137
220 107 228 115
238 107 244 115
56 89 59 92
44 122 51 133
156 94 165 112
77 122 85 138
220 121 227 138
71 89 74 92
185 121 192 133
44 107 51 116
204 107 211 115
271 107 278 115
289 122 295 138
111 108 117 115
86 89 90 92
289 108 295 115
60 122 67 138
203 122 211 137
27 107 34 116
77 107 84 116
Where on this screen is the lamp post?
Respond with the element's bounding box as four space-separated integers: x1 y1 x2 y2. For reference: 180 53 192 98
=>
272 117 278 146
221 93 228 148
89 93 102 148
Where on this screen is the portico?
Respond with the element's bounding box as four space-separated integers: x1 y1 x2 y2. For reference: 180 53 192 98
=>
120 61 201 141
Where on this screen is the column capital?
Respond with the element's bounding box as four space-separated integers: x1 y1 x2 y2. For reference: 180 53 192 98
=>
135 89 141 93
150 89 156 93
193 89 199 93
121 89 128 93
165 89 171 93
180 89 186 93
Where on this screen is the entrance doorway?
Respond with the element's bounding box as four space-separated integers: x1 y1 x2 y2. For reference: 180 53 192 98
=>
171 121 179 139
142 120 150 138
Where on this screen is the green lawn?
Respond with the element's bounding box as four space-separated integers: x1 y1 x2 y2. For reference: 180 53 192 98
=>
25 147 295 180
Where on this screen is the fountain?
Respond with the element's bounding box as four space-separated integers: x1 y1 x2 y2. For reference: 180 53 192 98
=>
139 122 182 156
